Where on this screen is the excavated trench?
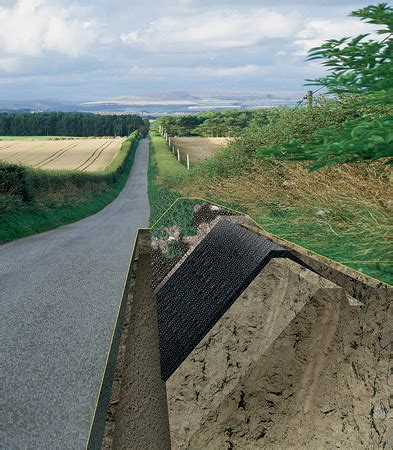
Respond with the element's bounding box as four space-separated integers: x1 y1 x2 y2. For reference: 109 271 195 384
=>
88 203 392 449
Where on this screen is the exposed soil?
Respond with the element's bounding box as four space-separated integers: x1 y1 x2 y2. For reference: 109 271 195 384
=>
109 233 170 449
187 287 392 449
103 207 392 449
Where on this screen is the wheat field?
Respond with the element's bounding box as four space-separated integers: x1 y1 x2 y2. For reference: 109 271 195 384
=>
171 137 230 165
0 137 124 171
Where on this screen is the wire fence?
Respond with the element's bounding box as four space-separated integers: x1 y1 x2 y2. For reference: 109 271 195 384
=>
158 127 191 170
294 87 326 110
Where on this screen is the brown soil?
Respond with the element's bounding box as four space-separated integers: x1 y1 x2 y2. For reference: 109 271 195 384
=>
109 232 171 449
102 210 392 449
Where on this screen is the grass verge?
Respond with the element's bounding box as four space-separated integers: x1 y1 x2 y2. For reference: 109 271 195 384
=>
148 131 189 230
0 131 142 244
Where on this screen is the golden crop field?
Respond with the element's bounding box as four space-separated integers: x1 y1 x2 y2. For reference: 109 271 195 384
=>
0 137 124 171
171 137 230 165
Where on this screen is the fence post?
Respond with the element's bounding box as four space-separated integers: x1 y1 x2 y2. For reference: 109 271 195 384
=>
172 145 175 154
177 148 180 161
186 153 190 170
306 90 313 110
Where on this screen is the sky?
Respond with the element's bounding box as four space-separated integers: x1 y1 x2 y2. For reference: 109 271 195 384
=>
0 0 382 101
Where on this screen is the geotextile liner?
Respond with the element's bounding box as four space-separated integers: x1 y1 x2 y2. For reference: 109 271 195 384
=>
156 218 306 381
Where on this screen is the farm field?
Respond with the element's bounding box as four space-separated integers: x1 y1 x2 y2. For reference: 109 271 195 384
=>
171 137 230 165
0 137 124 171
0 136 79 141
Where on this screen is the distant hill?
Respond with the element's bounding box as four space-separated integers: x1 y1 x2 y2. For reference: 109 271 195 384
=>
0 92 304 116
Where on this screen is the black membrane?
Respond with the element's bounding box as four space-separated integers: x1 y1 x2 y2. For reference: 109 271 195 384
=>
156 219 304 381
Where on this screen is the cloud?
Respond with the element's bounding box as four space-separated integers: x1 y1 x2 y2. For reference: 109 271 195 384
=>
294 18 378 55
121 8 300 52
0 0 97 59
0 0 381 100
0 57 20 74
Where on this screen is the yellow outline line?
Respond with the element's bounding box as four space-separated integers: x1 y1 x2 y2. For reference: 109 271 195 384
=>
150 196 392 287
85 228 149 449
86 195 392 447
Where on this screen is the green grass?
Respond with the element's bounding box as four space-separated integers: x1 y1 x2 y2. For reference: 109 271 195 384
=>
149 132 188 188
148 130 190 230
255 207 392 285
0 131 141 244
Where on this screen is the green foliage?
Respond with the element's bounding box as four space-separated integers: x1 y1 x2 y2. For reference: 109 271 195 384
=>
258 3 393 168
260 114 393 169
198 103 357 179
156 109 274 137
0 164 33 202
164 239 185 259
152 198 197 238
308 3 392 100
0 112 149 137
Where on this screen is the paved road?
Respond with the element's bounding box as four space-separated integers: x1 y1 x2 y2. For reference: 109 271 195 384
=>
0 139 150 448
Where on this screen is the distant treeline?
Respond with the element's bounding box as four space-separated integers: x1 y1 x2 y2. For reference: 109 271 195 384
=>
0 112 149 137
157 110 280 137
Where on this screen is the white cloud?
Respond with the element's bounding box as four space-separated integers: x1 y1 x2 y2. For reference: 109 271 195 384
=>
121 9 300 52
0 0 97 58
0 57 20 73
294 18 378 55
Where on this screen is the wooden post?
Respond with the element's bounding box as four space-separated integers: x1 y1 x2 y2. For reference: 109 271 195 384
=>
172 145 175 154
177 148 180 161
186 153 190 170
306 90 313 110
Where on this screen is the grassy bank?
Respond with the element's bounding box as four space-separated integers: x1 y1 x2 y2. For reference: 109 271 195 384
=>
0 131 142 243
149 123 392 285
148 131 189 227
182 159 392 285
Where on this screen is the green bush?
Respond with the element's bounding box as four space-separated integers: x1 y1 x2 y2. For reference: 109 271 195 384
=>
0 164 33 202
259 3 393 169
156 109 276 137
194 102 357 179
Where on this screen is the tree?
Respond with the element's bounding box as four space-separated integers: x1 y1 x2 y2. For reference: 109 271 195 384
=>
257 3 393 169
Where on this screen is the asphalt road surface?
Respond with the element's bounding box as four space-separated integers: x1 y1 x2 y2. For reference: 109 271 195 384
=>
0 138 150 448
